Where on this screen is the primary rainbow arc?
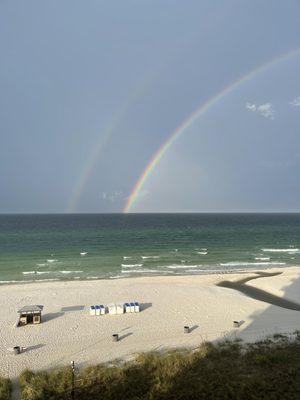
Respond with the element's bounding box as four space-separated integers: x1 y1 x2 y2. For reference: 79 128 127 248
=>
123 47 300 213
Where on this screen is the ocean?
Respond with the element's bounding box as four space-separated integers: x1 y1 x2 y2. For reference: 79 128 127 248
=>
0 213 299 284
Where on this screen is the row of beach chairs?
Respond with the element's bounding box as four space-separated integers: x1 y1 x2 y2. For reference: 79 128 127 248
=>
90 304 106 315
90 301 140 316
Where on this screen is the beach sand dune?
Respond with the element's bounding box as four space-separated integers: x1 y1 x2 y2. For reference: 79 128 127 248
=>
1 267 300 378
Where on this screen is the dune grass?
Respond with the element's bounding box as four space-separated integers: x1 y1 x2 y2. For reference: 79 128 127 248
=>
19 333 300 400
0 376 11 400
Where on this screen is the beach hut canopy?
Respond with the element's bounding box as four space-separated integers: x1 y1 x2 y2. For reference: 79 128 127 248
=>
18 305 44 314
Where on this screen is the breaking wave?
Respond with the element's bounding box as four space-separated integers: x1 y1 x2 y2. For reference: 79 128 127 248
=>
59 270 83 274
1 278 59 284
166 265 201 269
262 248 299 253
121 269 161 273
23 271 51 275
121 263 143 268
220 261 286 267
141 256 160 259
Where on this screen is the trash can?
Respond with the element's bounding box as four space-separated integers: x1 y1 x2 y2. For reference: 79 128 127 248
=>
184 326 190 334
233 321 240 328
112 334 119 342
13 346 20 355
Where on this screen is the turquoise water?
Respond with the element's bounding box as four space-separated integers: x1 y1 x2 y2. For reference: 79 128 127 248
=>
0 214 300 283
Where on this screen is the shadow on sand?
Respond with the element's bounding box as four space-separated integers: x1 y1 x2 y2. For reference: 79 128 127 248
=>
189 325 199 333
61 305 85 312
140 302 152 311
217 272 300 311
119 332 133 341
26 344 46 352
43 312 64 322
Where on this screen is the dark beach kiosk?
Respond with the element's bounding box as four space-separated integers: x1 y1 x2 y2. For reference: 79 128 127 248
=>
17 305 44 326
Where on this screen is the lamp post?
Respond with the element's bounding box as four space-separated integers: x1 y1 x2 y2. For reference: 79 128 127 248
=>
71 361 75 400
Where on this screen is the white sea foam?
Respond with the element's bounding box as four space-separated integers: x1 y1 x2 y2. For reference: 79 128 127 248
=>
24 271 51 275
80 252 87 256
262 248 299 253
166 265 201 269
185 269 212 274
255 257 270 261
220 261 286 267
123 256 132 260
141 256 160 259
1 278 59 284
197 251 208 255
110 275 125 279
121 263 143 268
59 270 83 274
36 263 46 267
185 269 224 273
47 259 58 263
121 269 160 274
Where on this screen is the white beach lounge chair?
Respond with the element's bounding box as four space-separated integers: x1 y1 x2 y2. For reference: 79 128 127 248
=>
100 304 106 315
90 305 96 316
125 302 131 313
134 301 140 312
116 303 124 314
130 302 135 313
108 303 117 315
95 305 100 316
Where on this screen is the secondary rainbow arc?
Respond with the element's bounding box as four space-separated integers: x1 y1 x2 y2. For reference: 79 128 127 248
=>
68 68 164 213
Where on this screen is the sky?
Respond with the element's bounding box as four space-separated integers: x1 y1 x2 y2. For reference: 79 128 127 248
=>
0 0 300 213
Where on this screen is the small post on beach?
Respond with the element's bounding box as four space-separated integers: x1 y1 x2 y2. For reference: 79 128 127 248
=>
71 360 75 400
113 333 119 342
184 326 190 334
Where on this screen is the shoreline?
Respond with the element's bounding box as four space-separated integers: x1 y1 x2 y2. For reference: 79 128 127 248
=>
0 264 295 287
1 265 300 378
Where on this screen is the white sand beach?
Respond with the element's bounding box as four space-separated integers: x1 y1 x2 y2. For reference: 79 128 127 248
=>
1 267 300 379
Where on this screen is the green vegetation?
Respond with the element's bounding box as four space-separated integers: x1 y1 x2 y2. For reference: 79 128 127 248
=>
0 376 11 400
20 368 73 400
19 333 300 400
